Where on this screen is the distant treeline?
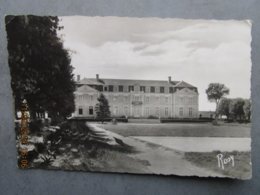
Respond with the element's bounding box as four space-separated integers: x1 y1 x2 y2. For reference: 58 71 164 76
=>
217 98 251 121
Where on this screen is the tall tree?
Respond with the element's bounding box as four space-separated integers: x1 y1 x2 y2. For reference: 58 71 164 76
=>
95 93 111 123
5 15 76 121
217 98 232 119
229 98 245 120
206 83 229 119
243 99 251 121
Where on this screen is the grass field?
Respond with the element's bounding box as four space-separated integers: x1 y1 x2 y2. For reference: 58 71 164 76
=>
28 121 251 179
97 122 250 137
96 122 251 179
185 151 252 179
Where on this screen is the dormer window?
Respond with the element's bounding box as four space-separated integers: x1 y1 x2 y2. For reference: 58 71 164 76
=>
97 85 103 91
128 85 134 92
140 86 146 92
160 87 164 93
119 85 124 92
108 85 114 92
169 87 174 93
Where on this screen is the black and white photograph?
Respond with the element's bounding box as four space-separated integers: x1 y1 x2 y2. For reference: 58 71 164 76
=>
5 15 252 179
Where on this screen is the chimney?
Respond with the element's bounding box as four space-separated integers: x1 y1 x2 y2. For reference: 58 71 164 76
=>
168 76 172 83
77 75 80 82
96 74 99 80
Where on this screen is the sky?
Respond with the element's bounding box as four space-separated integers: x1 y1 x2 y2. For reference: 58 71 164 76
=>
59 16 252 111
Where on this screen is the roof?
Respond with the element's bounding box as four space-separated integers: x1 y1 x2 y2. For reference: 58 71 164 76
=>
78 78 104 85
175 81 196 88
78 78 196 88
75 85 98 94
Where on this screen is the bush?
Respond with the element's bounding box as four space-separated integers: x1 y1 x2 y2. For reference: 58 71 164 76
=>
29 120 43 134
212 120 219 126
35 142 46 153
148 115 158 119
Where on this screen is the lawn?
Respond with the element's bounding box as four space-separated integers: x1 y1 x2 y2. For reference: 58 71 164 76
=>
24 120 251 179
184 151 252 179
97 122 251 137
97 122 252 179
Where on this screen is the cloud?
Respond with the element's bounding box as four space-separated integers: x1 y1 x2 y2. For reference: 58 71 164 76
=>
59 17 251 111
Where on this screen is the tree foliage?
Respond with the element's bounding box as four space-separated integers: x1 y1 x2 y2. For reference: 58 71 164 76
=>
5 15 76 120
229 98 245 120
243 99 251 121
206 83 230 118
217 98 232 119
95 93 111 123
217 98 251 122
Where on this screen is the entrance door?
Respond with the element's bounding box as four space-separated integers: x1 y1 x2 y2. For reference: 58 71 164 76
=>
133 106 141 118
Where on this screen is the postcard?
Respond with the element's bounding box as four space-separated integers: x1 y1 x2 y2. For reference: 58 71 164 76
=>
5 15 252 179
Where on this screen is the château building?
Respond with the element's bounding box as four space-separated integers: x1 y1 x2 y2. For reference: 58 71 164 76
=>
73 74 199 118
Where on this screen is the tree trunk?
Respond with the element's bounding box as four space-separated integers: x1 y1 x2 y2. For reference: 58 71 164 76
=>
215 100 220 120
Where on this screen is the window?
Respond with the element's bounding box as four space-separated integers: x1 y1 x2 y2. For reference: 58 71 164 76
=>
165 107 169 116
104 86 108 91
78 108 83 115
108 85 114 92
160 87 164 93
119 85 124 92
140 86 146 92
113 95 117 101
124 106 129 116
150 86 155 93
179 107 183 117
89 106 93 115
128 85 134 92
189 97 193 104
114 106 118 115
165 97 169 103
189 107 192 117
145 96 149 103
193 97 197 104
134 95 140 101
180 97 184 104
156 107 160 116
97 85 103 92
145 107 149 116
169 87 174 93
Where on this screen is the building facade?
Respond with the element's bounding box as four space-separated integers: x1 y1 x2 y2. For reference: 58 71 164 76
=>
72 74 199 118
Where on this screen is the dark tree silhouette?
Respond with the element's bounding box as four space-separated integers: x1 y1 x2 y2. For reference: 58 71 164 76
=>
243 99 251 121
229 98 245 121
5 15 76 121
206 83 229 119
217 98 232 119
95 93 111 123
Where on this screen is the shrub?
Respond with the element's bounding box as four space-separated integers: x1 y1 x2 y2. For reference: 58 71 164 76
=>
29 120 43 134
148 115 158 119
35 142 46 153
212 119 219 126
